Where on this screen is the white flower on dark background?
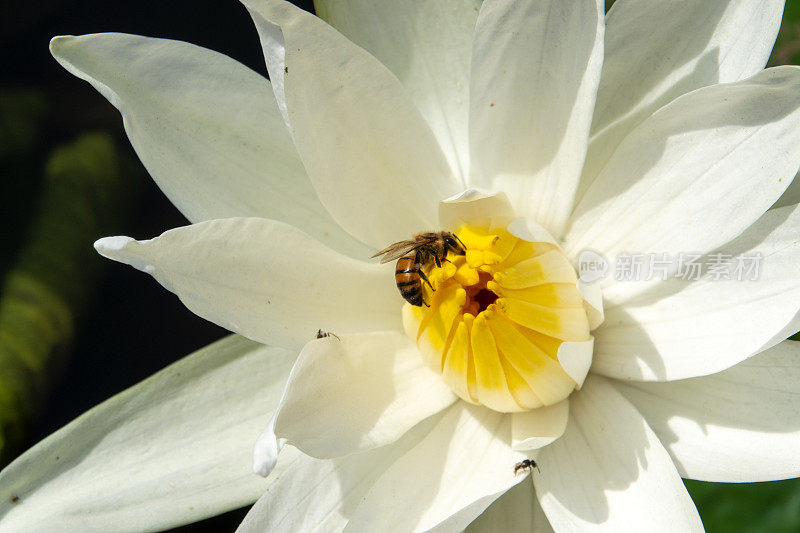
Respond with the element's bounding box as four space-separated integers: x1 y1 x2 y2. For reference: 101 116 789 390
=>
1 1 800 532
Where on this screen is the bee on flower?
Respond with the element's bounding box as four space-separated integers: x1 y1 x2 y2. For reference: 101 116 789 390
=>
2 0 800 532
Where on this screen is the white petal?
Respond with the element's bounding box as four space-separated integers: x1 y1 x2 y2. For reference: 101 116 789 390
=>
534 376 702 532
243 0 460 248
252 415 285 477
593 203 800 381
94 218 401 350
512 400 569 451
774 169 800 208
49 33 369 259
577 279 604 330
580 0 785 199
465 479 553 533
616 341 800 482
567 66 800 265
556 339 594 388
239 415 441 532
269 332 456 460
0 336 298 532
469 0 604 237
438 188 515 231
315 0 479 184
505 217 559 247
345 404 525 532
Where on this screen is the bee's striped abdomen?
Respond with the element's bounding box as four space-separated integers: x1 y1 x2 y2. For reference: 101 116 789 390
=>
395 253 423 306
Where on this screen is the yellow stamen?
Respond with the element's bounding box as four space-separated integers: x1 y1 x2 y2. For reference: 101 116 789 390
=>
403 225 591 412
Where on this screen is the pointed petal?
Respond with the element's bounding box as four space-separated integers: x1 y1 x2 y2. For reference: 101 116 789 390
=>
593 203 800 381
252 414 286 477
469 0 604 237
243 0 460 248
512 399 569 451
556 340 594 388
94 218 401 350
346 404 525 532
268 332 456 460
238 415 441 532
616 341 800 482
315 0 479 183
577 280 604 330
568 66 800 264
534 376 702 532
465 479 553 533
49 33 368 258
0 336 297 532
580 0 785 199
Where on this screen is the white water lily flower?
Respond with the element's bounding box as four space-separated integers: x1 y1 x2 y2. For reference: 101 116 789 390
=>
2 0 800 531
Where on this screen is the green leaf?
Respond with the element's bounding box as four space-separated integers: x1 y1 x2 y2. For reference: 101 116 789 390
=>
686 478 800 532
769 0 800 66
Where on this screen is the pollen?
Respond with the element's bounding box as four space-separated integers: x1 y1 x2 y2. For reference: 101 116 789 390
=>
403 224 592 412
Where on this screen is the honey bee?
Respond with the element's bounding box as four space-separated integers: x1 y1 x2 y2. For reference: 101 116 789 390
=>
315 329 339 340
513 459 540 475
372 232 466 307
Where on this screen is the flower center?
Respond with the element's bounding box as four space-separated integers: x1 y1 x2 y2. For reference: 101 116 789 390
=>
402 224 591 413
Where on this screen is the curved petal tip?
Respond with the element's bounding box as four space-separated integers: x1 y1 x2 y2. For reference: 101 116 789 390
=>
576 279 604 330
92 236 155 275
49 35 73 55
439 189 514 230
557 339 594 389
94 235 133 254
253 421 286 477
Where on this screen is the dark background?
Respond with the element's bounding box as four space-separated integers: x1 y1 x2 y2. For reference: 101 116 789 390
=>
2 1 311 531
2 1 800 532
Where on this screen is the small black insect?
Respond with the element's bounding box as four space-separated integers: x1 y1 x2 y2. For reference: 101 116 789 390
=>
316 329 340 340
514 459 540 475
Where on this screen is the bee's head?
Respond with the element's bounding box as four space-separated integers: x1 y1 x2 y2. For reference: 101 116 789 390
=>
444 232 466 255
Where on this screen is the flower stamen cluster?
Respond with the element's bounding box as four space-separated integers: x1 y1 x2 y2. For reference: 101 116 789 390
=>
404 224 590 412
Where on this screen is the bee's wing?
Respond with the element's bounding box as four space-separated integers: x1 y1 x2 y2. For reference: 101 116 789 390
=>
371 240 420 263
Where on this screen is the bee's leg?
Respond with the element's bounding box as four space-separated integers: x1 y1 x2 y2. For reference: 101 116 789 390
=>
433 255 442 268
422 297 430 307
415 257 434 290
418 268 434 290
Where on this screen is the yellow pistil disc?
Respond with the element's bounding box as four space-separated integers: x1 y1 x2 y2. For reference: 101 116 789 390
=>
402 224 591 413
